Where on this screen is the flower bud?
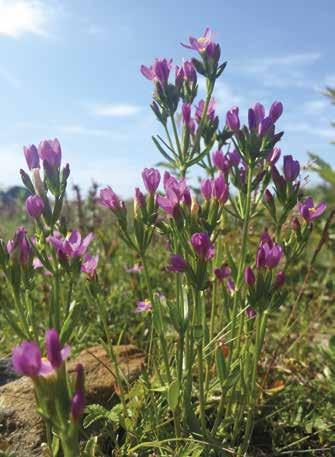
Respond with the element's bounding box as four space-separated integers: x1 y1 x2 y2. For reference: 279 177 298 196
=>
274 271 285 288
244 266 255 286
26 195 44 219
24 145 40 170
226 106 240 131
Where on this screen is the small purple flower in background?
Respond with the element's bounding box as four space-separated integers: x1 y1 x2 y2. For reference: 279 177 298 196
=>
134 187 145 215
191 232 215 261
142 168 161 194
38 139 62 169
24 145 40 170
228 149 241 167
45 329 71 370
33 257 52 276
226 106 240 131
167 254 188 273
182 59 197 83
212 150 231 173
181 27 215 54
26 195 44 219
201 178 213 200
7 227 32 266
140 58 173 87
135 299 152 313
274 271 285 288
226 278 235 295
269 101 283 123
244 267 255 286
195 98 216 123
283 155 300 182
182 103 196 133
299 197 326 222
12 341 53 377
99 187 122 211
71 363 85 422
212 174 229 204
214 264 231 282
81 254 99 278
267 147 281 165
125 263 143 274
246 306 256 319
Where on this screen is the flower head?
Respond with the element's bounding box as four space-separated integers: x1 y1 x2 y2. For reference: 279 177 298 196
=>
195 98 216 123
226 106 240 131
45 329 71 369
12 341 52 378
256 232 283 269
299 197 326 222
140 58 173 86
181 27 214 53
99 187 122 211
135 299 152 313
142 168 161 194
24 145 40 170
81 254 99 278
283 155 300 182
26 195 44 219
167 253 188 273
269 101 283 123
38 139 62 169
212 174 229 204
191 232 215 261
7 227 32 266
214 264 231 282
212 150 231 173
244 267 255 286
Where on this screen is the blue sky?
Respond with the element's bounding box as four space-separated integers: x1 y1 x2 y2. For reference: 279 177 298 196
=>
0 0 334 197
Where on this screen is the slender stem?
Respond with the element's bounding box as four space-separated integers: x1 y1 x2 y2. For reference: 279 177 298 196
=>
191 82 214 157
170 113 183 160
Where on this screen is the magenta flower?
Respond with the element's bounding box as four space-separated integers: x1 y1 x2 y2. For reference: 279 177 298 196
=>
299 197 326 222
214 264 231 282
167 254 188 273
182 103 196 133
157 173 189 216
212 174 229 204
81 254 99 278
253 103 265 124
269 101 283 123
195 98 216 123
71 390 85 421
181 27 215 54
24 144 40 170
274 271 285 288
45 329 70 370
226 106 240 131
191 232 215 261
99 187 122 211
125 263 143 274
212 150 231 173
201 178 213 200
140 58 173 86
38 139 61 169
135 299 152 313
246 306 256 319
47 230 93 259
244 267 255 286
228 149 241 167
71 363 85 421
283 155 300 181
142 168 161 194
256 233 283 269
12 341 53 378
182 60 197 82
258 116 273 136
26 195 44 219
267 147 281 165
7 227 32 266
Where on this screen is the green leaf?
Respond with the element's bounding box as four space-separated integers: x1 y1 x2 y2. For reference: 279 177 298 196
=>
152 136 176 164
167 380 180 411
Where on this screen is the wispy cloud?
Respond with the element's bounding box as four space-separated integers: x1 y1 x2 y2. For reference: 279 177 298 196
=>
91 103 142 117
285 122 334 139
0 0 53 38
237 52 321 89
0 67 21 88
303 99 329 115
60 125 112 137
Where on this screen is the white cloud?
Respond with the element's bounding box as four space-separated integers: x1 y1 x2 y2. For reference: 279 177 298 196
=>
0 0 52 38
237 52 321 89
91 103 142 117
285 122 334 139
59 125 112 137
303 99 329 115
